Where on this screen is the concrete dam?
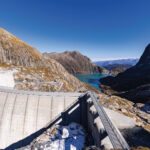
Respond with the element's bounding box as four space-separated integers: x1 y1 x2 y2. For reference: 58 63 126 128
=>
0 88 131 150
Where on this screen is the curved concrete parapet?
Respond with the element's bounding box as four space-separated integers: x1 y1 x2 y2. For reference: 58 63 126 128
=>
0 88 82 149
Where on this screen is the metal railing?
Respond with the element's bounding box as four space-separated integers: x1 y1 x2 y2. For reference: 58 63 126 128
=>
89 92 130 150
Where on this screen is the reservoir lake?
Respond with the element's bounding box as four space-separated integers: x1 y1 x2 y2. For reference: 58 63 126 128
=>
74 74 109 91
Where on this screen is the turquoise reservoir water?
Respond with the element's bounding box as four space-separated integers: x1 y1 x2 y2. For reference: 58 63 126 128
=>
74 74 108 91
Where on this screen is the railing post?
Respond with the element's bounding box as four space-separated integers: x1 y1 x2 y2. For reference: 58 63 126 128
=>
61 111 68 126
79 93 88 128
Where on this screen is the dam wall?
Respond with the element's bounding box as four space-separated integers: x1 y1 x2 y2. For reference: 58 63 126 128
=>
0 88 132 150
0 88 83 149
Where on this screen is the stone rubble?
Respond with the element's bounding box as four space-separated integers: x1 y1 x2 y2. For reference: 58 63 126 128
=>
17 123 86 150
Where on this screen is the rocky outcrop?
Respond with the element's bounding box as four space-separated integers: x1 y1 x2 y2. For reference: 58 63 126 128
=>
0 28 98 92
100 44 150 103
17 123 86 150
98 93 150 132
98 93 150 148
43 51 109 75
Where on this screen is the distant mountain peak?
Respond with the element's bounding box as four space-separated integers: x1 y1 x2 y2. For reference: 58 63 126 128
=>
93 57 139 62
43 50 109 74
94 58 139 66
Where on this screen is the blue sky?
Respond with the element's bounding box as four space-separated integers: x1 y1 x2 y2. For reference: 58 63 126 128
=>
0 0 150 60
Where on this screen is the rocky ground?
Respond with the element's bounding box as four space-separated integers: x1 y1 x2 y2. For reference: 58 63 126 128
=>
98 93 150 132
17 123 87 150
98 93 150 148
0 64 100 93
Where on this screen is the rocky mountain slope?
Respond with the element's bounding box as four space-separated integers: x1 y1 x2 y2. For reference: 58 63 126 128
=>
0 28 98 92
100 44 150 103
43 51 109 74
0 28 42 67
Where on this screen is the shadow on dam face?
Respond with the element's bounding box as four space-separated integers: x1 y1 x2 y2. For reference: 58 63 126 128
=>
5 93 90 150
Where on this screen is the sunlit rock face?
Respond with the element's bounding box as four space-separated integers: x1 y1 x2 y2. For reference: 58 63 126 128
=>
43 51 109 75
100 44 150 103
0 28 42 67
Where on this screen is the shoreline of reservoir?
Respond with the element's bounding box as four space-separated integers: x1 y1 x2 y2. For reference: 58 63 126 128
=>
74 73 109 91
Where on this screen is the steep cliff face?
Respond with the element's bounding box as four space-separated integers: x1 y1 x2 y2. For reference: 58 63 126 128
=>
43 51 109 75
100 44 150 102
0 28 97 92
